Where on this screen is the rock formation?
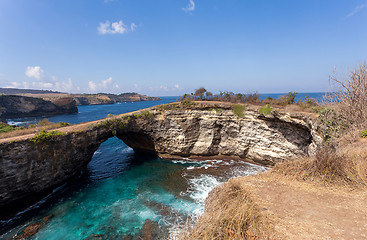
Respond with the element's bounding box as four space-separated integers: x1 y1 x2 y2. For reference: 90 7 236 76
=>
0 95 78 119
0 102 322 213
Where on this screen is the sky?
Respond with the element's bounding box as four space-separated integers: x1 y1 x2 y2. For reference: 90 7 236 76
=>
0 0 366 96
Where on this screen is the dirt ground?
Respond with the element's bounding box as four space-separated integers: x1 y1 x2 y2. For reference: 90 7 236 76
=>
231 174 367 240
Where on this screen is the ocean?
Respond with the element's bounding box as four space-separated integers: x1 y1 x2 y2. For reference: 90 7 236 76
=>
1 93 324 239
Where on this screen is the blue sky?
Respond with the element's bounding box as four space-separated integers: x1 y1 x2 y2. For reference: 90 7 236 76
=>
0 0 366 96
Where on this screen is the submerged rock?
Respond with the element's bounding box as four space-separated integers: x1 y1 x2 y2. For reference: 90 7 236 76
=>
135 219 166 240
14 214 53 240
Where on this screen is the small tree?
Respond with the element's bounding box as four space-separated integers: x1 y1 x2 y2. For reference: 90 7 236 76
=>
206 91 213 100
327 63 367 129
194 87 207 100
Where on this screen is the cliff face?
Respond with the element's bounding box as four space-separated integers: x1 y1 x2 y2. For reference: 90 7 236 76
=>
0 102 322 211
72 93 161 106
0 95 78 119
0 128 113 211
117 103 321 164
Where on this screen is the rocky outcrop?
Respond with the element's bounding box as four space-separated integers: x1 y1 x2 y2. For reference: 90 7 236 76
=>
72 93 161 105
0 102 322 212
0 126 113 213
0 95 78 119
116 103 321 165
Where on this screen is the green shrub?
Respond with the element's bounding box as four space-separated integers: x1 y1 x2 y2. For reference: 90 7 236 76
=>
359 130 367 138
181 98 194 108
140 110 154 119
259 104 273 116
58 122 70 127
277 92 298 105
316 107 348 142
215 108 223 114
232 104 246 117
30 130 64 143
0 123 15 133
107 114 114 118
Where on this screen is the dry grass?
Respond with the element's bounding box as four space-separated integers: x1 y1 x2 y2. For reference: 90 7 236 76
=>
0 119 71 139
173 181 274 240
272 142 367 187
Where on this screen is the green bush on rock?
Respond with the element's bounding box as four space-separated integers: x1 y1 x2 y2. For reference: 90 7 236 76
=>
232 104 246 117
259 104 273 116
30 130 64 143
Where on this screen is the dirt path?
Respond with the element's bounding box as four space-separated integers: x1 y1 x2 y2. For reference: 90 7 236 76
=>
232 175 367 240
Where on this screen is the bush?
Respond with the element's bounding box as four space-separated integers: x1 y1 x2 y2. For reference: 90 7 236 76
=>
181 98 194 108
327 63 367 130
0 123 16 133
30 130 64 143
277 92 298 105
316 107 347 142
259 104 273 116
244 92 261 103
359 130 367 138
232 104 246 117
58 122 70 127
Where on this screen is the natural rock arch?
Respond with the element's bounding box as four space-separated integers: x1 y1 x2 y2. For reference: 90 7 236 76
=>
0 102 322 213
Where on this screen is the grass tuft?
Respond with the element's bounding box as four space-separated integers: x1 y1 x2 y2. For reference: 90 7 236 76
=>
258 104 272 116
232 104 246 117
173 181 273 240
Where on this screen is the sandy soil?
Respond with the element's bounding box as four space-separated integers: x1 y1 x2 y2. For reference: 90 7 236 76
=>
232 174 367 240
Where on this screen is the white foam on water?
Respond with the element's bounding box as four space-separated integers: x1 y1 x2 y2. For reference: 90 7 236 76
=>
120 147 134 153
169 161 268 238
6 121 27 126
187 175 222 213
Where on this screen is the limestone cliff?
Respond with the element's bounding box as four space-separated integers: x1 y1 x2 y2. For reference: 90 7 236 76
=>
0 95 78 119
0 102 322 212
117 103 321 165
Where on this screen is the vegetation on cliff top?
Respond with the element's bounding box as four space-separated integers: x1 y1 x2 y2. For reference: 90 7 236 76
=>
30 130 65 143
273 64 367 187
0 119 71 140
180 87 319 115
176 64 367 239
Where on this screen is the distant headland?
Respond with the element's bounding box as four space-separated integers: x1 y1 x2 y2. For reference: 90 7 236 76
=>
0 88 161 120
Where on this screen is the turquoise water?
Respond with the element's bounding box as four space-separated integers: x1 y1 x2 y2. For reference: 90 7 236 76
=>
1 97 268 239
1 137 266 239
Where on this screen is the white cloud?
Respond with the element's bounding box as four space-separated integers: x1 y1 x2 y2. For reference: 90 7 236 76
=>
88 77 119 93
160 86 169 91
25 66 44 80
347 4 367 17
101 77 113 88
88 81 97 92
182 0 195 12
98 20 136 35
19 66 76 92
130 23 137 31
